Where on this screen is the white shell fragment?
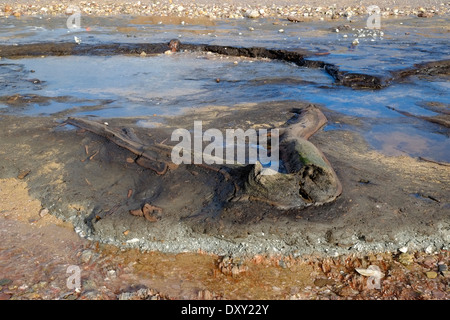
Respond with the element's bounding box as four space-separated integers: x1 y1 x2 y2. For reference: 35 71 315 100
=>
355 265 384 278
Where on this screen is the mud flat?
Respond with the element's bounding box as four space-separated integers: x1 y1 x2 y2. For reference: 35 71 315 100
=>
0 100 448 259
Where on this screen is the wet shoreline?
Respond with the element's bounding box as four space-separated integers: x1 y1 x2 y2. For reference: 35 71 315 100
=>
0 109 449 299
1 2 449 300
2 41 448 90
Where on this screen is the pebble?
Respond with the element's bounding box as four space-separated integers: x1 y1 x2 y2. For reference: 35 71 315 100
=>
80 249 94 263
39 208 49 217
245 10 260 19
426 271 437 279
106 270 116 279
1 3 447 20
0 279 12 286
399 246 408 253
438 263 447 273
399 253 414 266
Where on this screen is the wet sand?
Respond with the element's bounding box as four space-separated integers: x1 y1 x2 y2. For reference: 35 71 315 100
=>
0 107 449 300
1 0 449 300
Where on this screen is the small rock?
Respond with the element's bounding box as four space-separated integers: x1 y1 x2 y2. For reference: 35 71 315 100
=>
245 10 260 19
425 245 434 254
0 279 12 286
339 286 359 297
18 284 29 290
39 208 49 218
140 51 147 56
278 29 284 33
17 169 31 179
418 12 434 18
398 253 414 266
106 270 116 279
314 278 335 287
287 16 304 23
80 249 94 263
438 264 448 274
426 271 438 279
423 256 436 268
399 246 408 253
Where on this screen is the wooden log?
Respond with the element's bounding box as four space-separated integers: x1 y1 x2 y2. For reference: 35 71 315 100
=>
66 117 173 175
244 105 342 209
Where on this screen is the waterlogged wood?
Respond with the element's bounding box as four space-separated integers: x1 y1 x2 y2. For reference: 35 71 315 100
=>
67 105 342 209
245 105 342 209
66 117 172 175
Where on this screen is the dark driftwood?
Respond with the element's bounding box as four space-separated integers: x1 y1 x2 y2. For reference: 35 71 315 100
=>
66 105 342 209
244 105 342 209
66 117 173 175
418 157 450 167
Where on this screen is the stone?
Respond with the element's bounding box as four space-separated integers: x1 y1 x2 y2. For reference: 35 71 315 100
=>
245 10 260 19
287 16 304 23
314 278 335 287
438 264 448 274
0 279 12 286
17 169 31 179
426 271 437 279
80 249 94 263
398 253 414 266
39 208 49 217
399 246 408 253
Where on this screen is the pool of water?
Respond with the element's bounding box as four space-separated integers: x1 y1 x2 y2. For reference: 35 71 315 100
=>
0 14 449 161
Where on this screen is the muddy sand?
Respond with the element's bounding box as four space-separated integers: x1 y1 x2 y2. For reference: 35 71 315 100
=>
0 100 449 299
0 0 449 300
